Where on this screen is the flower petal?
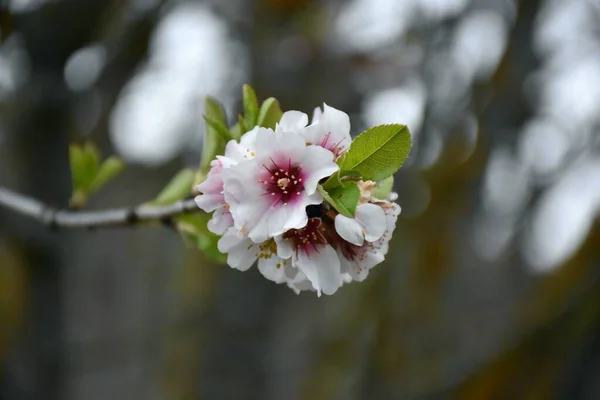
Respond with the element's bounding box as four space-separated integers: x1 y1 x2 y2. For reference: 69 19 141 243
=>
340 250 385 282
311 106 322 123
299 145 339 194
355 203 386 242
207 207 233 235
303 104 352 155
247 199 310 243
275 235 294 259
278 111 308 132
334 214 365 246
194 192 223 213
258 257 290 284
217 228 257 271
321 103 351 141
295 245 341 296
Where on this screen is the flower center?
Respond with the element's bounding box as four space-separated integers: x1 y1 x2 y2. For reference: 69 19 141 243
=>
277 178 290 189
283 218 328 256
259 159 305 206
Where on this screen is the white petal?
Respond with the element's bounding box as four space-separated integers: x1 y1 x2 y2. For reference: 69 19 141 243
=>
300 145 339 194
295 245 341 296
194 193 223 213
275 236 294 259
207 207 233 235
349 251 385 282
303 104 352 154
311 106 322 123
247 200 309 243
338 248 385 282
222 160 268 234
321 103 351 140
215 155 238 169
223 140 246 162
258 257 288 284
334 214 365 246
217 228 257 271
278 111 308 132
355 203 386 242
287 269 315 294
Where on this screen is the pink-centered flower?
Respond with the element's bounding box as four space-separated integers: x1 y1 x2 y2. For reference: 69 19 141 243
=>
194 126 269 234
334 201 401 282
222 128 339 243
275 218 342 296
276 105 352 160
304 103 352 159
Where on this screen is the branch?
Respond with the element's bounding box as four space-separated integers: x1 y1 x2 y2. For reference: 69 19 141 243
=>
0 186 199 229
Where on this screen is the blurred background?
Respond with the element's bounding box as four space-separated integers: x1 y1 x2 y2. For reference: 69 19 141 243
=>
1 0 600 398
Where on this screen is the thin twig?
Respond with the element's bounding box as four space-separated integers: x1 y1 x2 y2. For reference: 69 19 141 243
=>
0 186 199 229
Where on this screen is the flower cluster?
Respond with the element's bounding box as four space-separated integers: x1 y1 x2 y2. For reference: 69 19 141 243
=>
194 104 401 296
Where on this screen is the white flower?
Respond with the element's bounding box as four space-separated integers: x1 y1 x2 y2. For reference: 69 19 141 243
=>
334 203 387 246
304 103 352 159
275 218 342 296
194 126 269 234
222 127 339 243
334 201 401 282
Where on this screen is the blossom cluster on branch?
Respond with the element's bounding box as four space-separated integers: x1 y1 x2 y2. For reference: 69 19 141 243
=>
195 104 405 296
0 85 410 296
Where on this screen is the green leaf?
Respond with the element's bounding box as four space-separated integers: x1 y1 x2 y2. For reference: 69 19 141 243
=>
200 97 229 177
153 169 195 206
203 115 232 142
69 142 102 208
339 124 411 182
371 176 394 200
176 214 227 264
82 142 101 185
229 122 243 141
89 156 125 194
196 231 227 264
257 97 283 129
69 144 87 189
237 114 247 138
318 182 360 217
321 169 361 190
242 84 259 132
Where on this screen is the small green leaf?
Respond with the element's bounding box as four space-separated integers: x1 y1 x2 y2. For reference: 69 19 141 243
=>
200 97 229 177
237 114 247 138
321 169 361 190
176 214 227 264
69 144 87 189
318 182 360 217
257 97 283 129
205 96 227 124
229 122 243 141
203 115 232 142
371 176 394 200
69 142 103 208
89 156 125 194
82 142 101 184
321 171 343 190
243 84 259 132
339 124 411 182
153 169 196 206
196 231 227 264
